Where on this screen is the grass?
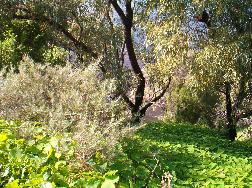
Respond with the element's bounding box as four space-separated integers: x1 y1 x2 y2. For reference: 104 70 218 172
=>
110 122 252 187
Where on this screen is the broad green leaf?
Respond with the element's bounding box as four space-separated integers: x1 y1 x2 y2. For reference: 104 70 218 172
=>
101 180 115 188
40 182 54 188
43 143 53 158
49 137 58 148
5 179 20 188
0 132 8 142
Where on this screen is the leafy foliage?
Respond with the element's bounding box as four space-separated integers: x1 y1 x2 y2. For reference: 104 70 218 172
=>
0 18 65 72
110 122 252 187
171 86 220 126
0 31 22 72
0 58 131 161
0 0 251 186
148 0 252 136
0 120 119 188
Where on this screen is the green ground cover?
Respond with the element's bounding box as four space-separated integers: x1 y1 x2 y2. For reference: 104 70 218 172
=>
0 120 119 188
110 122 252 187
1 120 252 187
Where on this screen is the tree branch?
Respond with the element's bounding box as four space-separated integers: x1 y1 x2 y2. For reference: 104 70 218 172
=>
120 40 126 66
12 9 98 59
121 93 135 109
140 77 172 116
237 110 252 121
125 0 133 27
109 0 127 24
110 0 146 114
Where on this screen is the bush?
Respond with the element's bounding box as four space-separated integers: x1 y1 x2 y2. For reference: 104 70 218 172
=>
0 120 120 187
0 57 131 161
170 86 219 126
175 87 201 124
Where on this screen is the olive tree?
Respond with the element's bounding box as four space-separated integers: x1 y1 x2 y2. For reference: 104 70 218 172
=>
189 0 252 141
1 0 174 123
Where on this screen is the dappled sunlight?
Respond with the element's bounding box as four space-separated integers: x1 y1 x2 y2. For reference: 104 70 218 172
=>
139 122 252 158
110 122 252 187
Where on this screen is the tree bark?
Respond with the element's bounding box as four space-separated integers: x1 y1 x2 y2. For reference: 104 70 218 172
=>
225 82 237 141
110 0 145 120
110 0 172 124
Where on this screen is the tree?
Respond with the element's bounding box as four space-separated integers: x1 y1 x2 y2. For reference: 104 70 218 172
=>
134 0 251 140
0 0 173 123
0 4 66 71
189 0 252 141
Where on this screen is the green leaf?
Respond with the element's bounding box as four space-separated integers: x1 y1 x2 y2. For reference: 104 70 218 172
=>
55 152 61 159
5 179 20 188
49 137 58 148
0 132 8 142
106 176 119 184
55 161 67 170
40 182 54 188
101 180 116 188
43 143 53 158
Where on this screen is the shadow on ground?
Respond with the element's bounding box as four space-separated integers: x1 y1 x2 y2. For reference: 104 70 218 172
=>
110 122 252 187
138 122 252 158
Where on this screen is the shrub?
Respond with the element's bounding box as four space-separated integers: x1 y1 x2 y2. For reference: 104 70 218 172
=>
0 57 131 160
170 86 219 126
175 87 201 124
0 120 120 187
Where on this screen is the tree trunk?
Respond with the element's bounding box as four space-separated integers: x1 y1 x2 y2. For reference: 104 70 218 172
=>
110 0 172 125
224 82 237 141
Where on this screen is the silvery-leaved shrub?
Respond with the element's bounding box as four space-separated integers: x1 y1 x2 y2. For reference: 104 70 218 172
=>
0 57 131 160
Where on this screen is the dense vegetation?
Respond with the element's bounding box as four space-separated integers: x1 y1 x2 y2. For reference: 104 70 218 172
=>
0 120 120 187
0 0 251 187
110 122 252 187
1 120 252 187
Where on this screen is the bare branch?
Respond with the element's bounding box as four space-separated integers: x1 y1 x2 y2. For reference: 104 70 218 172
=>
140 77 172 115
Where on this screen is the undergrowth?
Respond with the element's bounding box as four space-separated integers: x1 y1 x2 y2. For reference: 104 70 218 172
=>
0 120 119 187
1 120 252 187
109 122 252 187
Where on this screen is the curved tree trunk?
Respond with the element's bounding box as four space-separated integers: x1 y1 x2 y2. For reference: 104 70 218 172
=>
110 0 172 125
